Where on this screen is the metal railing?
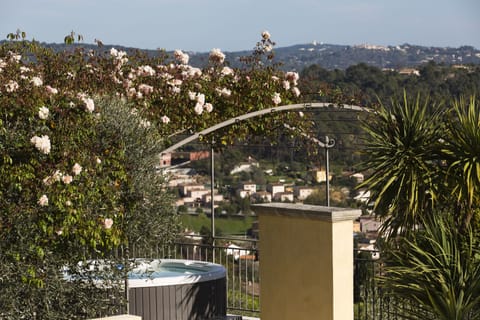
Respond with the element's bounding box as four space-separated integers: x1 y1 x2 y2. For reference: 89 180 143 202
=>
130 239 403 319
164 239 402 319
129 239 469 320
353 249 436 320
129 235 260 317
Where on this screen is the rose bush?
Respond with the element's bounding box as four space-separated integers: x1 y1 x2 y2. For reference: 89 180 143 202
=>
0 31 307 317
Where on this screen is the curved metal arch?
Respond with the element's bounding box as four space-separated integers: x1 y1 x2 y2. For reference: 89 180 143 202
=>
161 102 370 154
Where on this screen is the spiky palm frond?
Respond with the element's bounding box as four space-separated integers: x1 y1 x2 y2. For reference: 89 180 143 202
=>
442 96 480 226
379 214 480 320
358 93 444 238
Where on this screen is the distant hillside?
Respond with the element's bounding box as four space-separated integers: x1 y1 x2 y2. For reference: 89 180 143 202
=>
220 43 480 71
4 40 480 71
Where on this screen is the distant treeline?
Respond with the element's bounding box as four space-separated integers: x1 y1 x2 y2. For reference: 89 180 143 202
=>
299 61 480 106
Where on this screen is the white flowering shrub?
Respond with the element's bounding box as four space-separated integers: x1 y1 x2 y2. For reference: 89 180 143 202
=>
0 30 307 318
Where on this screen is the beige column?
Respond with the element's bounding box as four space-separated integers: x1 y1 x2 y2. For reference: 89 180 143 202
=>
254 203 361 320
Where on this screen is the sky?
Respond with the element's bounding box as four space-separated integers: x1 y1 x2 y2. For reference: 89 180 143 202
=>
1 0 479 52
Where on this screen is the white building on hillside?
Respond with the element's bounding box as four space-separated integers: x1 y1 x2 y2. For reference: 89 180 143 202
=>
230 156 259 175
202 193 224 207
179 184 204 196
294 186 315 201
267 183 285 198
240 182 257 193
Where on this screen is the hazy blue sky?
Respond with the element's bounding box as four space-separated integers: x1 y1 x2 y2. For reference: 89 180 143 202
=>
2 0 479 52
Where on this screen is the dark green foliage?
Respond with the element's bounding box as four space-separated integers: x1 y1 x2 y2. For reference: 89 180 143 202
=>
441 97 480 228
359 94 480 237
380 214 480 320
358 93 445 237
96 97 180 250
300 62 480 106
0 98 180 318
359 93 480 319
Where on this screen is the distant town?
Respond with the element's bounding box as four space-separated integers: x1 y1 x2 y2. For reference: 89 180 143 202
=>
162 150 381 257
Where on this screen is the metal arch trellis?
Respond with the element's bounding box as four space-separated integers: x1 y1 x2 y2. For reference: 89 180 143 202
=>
161 102 371 258
160 102 370 155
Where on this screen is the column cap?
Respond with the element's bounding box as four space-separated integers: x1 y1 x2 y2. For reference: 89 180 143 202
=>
253 203 361 222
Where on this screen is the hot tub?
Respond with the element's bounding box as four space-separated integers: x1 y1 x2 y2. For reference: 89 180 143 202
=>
127 259 226 320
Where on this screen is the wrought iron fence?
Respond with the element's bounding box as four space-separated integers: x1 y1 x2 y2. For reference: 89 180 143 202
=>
129 235 260 317
354 249 437 320
127 239 477 320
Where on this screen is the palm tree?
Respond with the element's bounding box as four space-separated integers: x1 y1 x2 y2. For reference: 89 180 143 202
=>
360 94 480 319
441 96 480 229
379 214 480 320
358 93 445 238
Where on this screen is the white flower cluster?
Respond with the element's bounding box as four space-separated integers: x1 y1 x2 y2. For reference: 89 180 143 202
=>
0 58 6 72
110 47 128 65
272 92 282 105
161 115 170 124
137 65 156 77
174 49 189 65
45 85 58 95
20 66 31 75
84 97 95 112
43 164 82 186
5 80 19 93
284 72 301 96
181 65 202 79
167 79 182 94
258 31 274 52
31 76 43 87
72 163 82 175
292 87 301 97
43 170 62 185
8 51 21 63
38 106 49 120
221 66 234 76
216 87 231 98
103 218 114 229
38 194 49 207
77 93 95 112
209 48 226 64
285 71 299 86
168 79 182 87
188 91 213 115
44 170 71 185
62 175 73 184
262 31 271 40
204 103 213 113
138 84 154 95
30 135 51 154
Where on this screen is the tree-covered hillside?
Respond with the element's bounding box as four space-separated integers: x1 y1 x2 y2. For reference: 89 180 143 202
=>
300 62 480 106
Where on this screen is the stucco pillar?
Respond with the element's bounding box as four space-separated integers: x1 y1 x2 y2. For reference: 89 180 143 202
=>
253 203 361 320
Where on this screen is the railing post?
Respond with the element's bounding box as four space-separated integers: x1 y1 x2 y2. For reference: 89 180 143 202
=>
210 140 216 263
254 203 361 320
